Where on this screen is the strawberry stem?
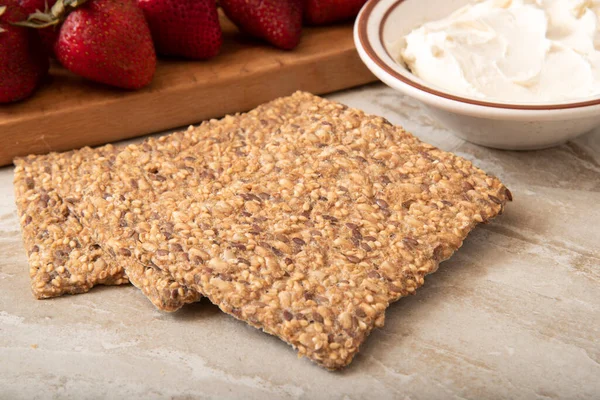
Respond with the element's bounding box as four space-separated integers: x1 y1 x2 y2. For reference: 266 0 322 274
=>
12 0 90 29
0 5 6 33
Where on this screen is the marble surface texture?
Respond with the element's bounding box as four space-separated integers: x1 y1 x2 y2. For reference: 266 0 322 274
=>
1 84 599 399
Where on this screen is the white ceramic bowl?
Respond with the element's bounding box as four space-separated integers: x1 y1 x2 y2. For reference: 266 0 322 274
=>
354 0 600 150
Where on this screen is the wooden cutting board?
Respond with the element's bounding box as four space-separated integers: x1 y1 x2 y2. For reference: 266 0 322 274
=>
0 16 376 167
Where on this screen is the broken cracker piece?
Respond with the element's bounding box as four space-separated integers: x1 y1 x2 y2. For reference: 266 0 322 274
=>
52 92 511 369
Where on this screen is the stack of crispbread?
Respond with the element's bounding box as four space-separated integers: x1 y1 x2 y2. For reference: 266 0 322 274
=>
14 92 511 369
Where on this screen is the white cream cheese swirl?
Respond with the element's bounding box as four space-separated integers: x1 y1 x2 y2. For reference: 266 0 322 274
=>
398 0 600 103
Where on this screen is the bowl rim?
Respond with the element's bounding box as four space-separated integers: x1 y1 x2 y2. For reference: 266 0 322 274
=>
356 0 600 111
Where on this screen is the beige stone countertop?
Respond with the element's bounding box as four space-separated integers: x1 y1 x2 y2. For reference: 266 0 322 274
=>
1 84 599 399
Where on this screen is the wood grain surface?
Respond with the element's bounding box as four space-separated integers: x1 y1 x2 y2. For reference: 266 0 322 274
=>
0 16 376 166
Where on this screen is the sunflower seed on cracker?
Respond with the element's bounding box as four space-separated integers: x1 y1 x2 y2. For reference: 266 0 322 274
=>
51 92 511 369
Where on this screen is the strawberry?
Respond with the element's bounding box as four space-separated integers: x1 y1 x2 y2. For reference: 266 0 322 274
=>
137 0 222 59
0 1 49 103
220 0 302 50
18 0 58 56
304 0 368 25
47 0 156 89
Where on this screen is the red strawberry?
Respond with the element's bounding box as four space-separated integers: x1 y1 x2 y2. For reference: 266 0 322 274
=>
137 0 222 59
54 0 156 89
0 1 49 103
304 0 368 25
18 0 58 56
220 0 302 50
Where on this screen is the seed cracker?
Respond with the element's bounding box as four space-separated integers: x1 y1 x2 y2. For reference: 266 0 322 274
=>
52 92 511 369
14 147 201 311
14 152 128 298
44 111 269 306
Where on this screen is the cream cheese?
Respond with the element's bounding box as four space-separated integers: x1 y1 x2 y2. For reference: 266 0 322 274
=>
398 0 600 103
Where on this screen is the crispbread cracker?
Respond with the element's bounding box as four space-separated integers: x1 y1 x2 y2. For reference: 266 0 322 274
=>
56 146 202 311
14 153 128 298
14 147 201 311
52 92 511 369
45 112 269 307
